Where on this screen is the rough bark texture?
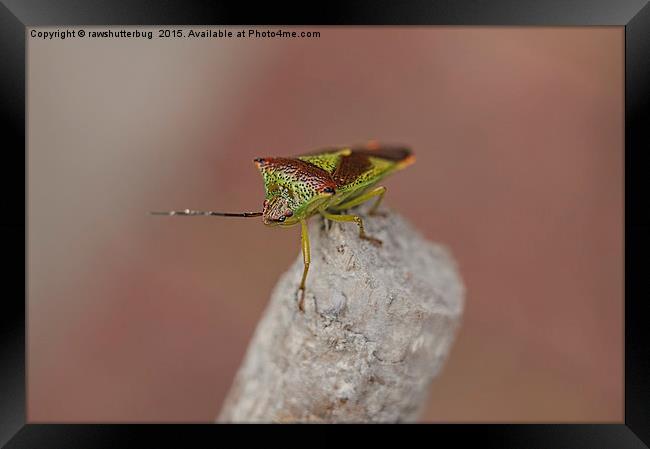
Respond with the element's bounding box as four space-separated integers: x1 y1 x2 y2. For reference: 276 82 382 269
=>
218 205 465 423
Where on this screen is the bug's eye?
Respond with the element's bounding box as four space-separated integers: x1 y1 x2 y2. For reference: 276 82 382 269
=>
323 187 335 194
285 210 293 217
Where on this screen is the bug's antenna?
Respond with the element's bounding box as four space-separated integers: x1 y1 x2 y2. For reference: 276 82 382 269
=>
150 209 262 218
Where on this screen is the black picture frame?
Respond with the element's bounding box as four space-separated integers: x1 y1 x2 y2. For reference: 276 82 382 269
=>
2 0 649 447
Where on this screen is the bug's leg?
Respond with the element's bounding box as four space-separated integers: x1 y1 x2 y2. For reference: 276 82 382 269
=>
367 186 387 216
297 219 310 312
332 186 387 216
320 210 382 246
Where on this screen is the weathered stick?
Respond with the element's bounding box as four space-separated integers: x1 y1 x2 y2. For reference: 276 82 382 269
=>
218 205 465 423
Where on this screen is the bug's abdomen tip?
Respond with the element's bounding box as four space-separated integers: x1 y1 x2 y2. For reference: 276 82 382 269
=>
397 154 416 169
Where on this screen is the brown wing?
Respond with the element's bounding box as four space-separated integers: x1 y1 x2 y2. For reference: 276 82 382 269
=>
296 142 413 190
346 145 412 162
299 142 411 161
332 144 413 191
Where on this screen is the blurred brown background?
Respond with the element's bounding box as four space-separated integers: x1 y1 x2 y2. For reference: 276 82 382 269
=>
27 26 623 422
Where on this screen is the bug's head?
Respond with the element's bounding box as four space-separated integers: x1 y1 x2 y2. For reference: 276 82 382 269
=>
261 196 296 226
254 156 335 227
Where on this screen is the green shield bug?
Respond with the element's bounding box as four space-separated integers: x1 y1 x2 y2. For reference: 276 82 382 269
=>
152 141 415 311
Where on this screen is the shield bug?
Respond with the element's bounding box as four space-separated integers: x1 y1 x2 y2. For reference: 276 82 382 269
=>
151 141 415 311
